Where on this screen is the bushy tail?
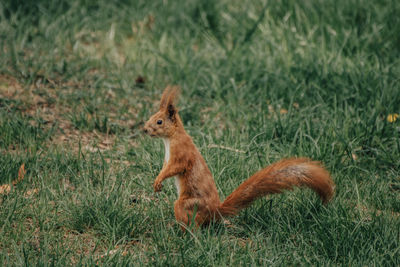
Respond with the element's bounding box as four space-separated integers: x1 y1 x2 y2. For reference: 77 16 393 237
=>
218 158 334 217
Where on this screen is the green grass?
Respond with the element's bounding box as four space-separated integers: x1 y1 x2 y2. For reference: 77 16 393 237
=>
1 0 399 265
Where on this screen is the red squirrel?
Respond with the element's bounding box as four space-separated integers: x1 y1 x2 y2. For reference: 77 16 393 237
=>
144 86 335 227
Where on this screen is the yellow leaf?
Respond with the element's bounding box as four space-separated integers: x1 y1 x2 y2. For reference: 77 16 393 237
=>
387 113 399 123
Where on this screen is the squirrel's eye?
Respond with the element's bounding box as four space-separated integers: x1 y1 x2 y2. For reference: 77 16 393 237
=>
157 120 163 125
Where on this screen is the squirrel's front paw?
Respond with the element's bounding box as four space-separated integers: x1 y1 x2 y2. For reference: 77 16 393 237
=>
153 181 163 192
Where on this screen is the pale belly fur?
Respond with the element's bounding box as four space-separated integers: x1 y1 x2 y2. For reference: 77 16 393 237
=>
162 138 181 195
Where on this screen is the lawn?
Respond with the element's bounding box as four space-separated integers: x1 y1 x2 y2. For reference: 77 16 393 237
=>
0 0 399 265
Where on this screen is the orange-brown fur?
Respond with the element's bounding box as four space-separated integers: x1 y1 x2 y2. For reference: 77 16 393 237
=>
144 86 335 227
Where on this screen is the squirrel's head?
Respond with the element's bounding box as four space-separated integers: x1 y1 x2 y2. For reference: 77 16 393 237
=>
144 85 182 138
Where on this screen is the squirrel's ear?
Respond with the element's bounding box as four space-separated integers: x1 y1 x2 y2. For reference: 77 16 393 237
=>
160 85 180 111
167 104 177 121
159 86 171 110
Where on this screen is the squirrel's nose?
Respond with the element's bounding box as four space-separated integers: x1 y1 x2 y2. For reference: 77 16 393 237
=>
143 128 148 134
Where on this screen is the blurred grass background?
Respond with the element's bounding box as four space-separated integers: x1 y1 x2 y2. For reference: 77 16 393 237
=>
0 0 399 265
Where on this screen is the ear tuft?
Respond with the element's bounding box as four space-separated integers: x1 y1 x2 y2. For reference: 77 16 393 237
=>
159 85 180 111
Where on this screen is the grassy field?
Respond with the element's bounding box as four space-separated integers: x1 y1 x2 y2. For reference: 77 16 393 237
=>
1 0 399 265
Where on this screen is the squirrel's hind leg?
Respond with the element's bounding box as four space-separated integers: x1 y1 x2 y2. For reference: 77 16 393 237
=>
174 199 209 229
